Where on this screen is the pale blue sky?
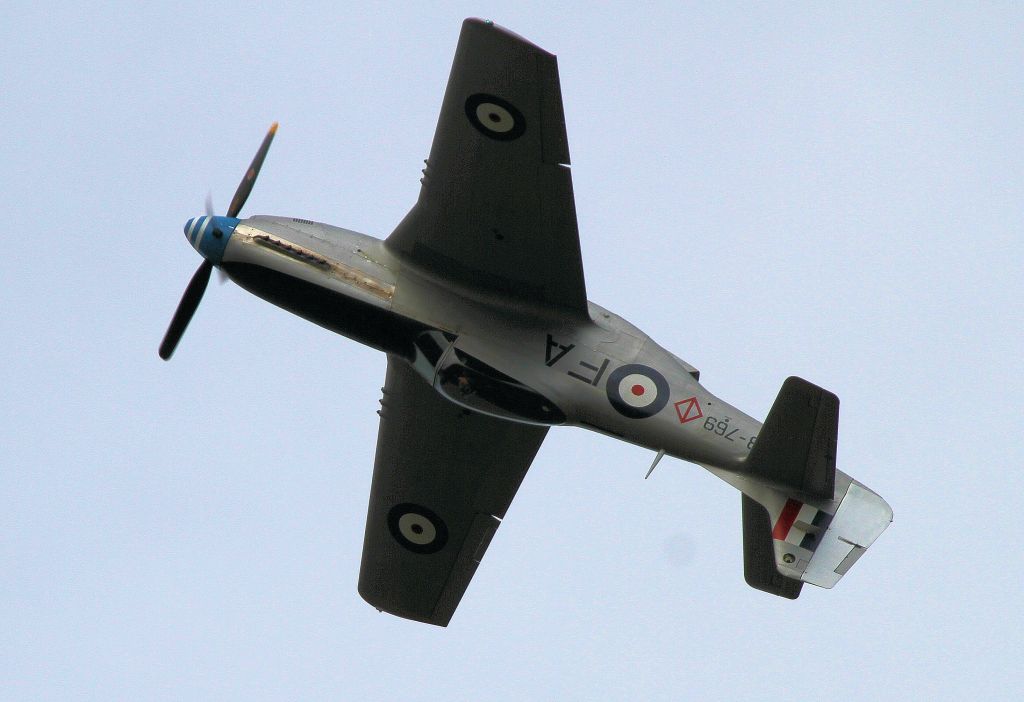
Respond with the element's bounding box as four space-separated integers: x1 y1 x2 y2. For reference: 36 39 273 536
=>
3 2 1022 700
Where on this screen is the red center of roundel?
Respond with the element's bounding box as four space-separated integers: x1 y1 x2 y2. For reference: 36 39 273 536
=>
631 384 646 396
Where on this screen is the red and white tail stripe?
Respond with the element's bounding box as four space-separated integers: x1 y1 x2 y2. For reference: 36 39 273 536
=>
772 498 833 549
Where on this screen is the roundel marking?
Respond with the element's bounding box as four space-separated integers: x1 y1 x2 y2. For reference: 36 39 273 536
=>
387 503 448 554
606 364 670 419
465 94 526 141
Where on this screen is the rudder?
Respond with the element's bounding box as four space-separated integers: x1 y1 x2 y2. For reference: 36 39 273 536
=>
741 494 803 599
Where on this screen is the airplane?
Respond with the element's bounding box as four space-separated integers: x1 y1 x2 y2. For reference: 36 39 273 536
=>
160 18 892 626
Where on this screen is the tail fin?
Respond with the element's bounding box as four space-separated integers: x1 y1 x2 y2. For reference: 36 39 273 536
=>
738 377 892 596
743 479 892 594
742 494 803 599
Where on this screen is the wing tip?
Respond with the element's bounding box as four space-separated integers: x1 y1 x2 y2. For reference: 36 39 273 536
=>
357 583 452 627
461 17 553 56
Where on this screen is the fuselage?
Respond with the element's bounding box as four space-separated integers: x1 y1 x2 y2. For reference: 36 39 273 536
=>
169 18 891 602
196 214 764 475
180 212 892 591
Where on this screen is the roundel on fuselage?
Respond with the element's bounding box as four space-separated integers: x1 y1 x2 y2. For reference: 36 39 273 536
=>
606 364 670 419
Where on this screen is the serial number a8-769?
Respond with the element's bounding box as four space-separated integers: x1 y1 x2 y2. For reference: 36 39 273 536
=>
703 415 756 450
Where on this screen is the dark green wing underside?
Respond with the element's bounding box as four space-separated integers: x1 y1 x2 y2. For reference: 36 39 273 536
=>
358 356 547 626
386 18 588 318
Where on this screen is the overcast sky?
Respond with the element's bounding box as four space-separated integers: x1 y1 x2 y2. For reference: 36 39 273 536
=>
3 2 1022 700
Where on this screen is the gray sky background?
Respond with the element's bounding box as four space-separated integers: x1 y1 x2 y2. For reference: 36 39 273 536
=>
3 2 1021 700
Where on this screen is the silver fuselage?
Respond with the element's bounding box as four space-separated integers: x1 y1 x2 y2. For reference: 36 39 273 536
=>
210 214 867 585
223 216 756 466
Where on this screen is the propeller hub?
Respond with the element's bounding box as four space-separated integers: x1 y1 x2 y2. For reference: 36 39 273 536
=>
183 215 240 265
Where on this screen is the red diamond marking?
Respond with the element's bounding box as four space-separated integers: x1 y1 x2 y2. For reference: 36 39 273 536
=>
674 397 704 424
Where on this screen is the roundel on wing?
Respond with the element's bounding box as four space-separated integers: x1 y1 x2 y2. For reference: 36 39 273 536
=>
606 364 670 419
464 94 526 141
387 503 449 554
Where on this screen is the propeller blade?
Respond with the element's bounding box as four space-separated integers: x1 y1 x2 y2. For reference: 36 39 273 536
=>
159 259 214 360
227 122 278 218
205 192 215 218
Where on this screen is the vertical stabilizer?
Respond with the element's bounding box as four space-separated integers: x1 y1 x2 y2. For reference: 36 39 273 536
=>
728 378 892 595
741 495 803 599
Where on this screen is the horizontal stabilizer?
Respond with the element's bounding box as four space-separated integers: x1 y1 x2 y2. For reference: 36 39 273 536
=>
796 480 892 588
737 478 892 594
741 495 802 599
746 377 837 500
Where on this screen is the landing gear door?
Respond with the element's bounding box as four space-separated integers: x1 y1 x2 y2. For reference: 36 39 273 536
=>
412 332 566 426
411 330 457 385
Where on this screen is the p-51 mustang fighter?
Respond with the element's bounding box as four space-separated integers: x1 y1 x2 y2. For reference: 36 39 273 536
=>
160 19 892 626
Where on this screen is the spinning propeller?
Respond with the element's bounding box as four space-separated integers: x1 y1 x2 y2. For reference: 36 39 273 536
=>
159 122 278 360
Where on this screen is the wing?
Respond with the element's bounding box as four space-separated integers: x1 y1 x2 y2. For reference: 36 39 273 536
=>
358 355 548 626
386 18 588 318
